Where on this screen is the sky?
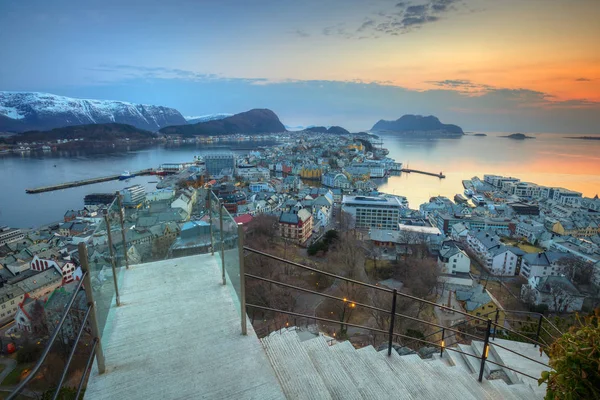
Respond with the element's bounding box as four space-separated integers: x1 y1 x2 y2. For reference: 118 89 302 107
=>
1 0 599 132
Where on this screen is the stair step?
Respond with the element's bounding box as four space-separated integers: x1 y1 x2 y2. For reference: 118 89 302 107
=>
458 343 482 376
417 357 478 400
488 380 522 400
471 340 502 375
329 341 389 399
445 346 475 373
261 330 332 400
355 346 416 399
379 349 445 399
301 336 362 400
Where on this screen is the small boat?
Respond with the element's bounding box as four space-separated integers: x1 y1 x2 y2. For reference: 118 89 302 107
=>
454 194 468 203
472 195 486 205
119 171 134 180
464 189 474 196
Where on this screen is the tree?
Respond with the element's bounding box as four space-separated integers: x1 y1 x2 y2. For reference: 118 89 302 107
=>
556 257 595 287
540 309 600 399
245 214 278 251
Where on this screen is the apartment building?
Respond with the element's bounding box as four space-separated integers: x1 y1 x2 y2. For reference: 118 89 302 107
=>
342 196 403 231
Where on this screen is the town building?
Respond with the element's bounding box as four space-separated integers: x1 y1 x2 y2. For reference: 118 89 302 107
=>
438 241 471 274
342 195 404 231
122 185 146 208
0 227 24 246
205 153 236 177
279 209 313 244
522 275 584 312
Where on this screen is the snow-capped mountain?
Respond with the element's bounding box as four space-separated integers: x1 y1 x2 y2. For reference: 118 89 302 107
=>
185 114 233 124
0 92 187 132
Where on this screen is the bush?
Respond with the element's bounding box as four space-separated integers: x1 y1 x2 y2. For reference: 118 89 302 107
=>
17 342 42 364
539 309 600 399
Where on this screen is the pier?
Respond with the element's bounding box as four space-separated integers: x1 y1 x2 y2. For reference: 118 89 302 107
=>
25 169 154 194
400 168 445 178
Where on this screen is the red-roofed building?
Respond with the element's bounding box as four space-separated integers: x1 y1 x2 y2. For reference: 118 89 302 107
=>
234 214 254 225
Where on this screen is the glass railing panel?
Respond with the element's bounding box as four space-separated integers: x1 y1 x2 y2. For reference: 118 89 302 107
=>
222 206 240 302
84 199 118 341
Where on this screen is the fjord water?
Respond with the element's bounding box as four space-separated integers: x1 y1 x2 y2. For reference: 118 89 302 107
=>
0 133 599 228
378 132 600 208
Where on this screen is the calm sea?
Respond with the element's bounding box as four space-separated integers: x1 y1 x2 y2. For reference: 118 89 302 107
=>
0 134 599 228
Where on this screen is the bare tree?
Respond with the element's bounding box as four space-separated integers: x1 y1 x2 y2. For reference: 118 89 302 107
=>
556 257 595 286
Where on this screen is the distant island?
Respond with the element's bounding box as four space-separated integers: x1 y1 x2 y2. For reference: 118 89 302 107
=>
473 133 487 137
371 115 463 136
566 136 600 140
160 108 286 136
503 133 535 140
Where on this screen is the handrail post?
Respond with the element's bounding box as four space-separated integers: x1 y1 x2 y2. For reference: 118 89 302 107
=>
219 205 225 285
116 191 129 269
388 289 397 356
78 243 106 374
104 212 120 307
478 318 492 382
493 309 500 340
440 328 445 358
534 314 543 347
208 191 214 256
238 223 247 335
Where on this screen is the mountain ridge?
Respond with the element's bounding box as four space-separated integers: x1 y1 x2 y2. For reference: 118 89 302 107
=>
160 108 286 136
0 92 187 132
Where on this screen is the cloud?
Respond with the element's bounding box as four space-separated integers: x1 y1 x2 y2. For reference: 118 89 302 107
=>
294 29 310 37
575 77 591 82
357 18 375 32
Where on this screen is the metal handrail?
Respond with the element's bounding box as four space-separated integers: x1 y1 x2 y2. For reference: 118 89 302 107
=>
485 359 540 381
76 338 98 399
246 303 389 336
498 308 563 336
244 247 492 324
490 340 551 368
8 272 88 400
246 273 484 343
52 305 92 400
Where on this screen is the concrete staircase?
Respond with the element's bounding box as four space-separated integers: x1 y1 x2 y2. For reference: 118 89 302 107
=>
261 329 547 399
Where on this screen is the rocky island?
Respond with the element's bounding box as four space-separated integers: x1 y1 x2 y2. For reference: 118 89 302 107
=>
371 115 464 136
503 133 535 140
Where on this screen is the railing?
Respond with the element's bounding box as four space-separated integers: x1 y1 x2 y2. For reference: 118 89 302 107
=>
8 243 105 399
237 246 554 383
8 188 245 398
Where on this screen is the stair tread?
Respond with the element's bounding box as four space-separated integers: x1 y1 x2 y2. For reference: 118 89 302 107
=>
329 341 390 399
301 336 363 400
261 330 332 400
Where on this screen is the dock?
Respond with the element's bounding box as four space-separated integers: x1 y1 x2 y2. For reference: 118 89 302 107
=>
400 168 445 179
25 169 154 194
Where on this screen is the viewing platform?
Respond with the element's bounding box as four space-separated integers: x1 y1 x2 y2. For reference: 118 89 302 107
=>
84 253 285 400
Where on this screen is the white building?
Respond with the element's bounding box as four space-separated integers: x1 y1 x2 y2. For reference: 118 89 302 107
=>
342 195 404 231
522 275 584 312
171 193 193 218
519 252 572 279
146 189 175 202
122 185 146 207
0 226 25 246
438 241 470 274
